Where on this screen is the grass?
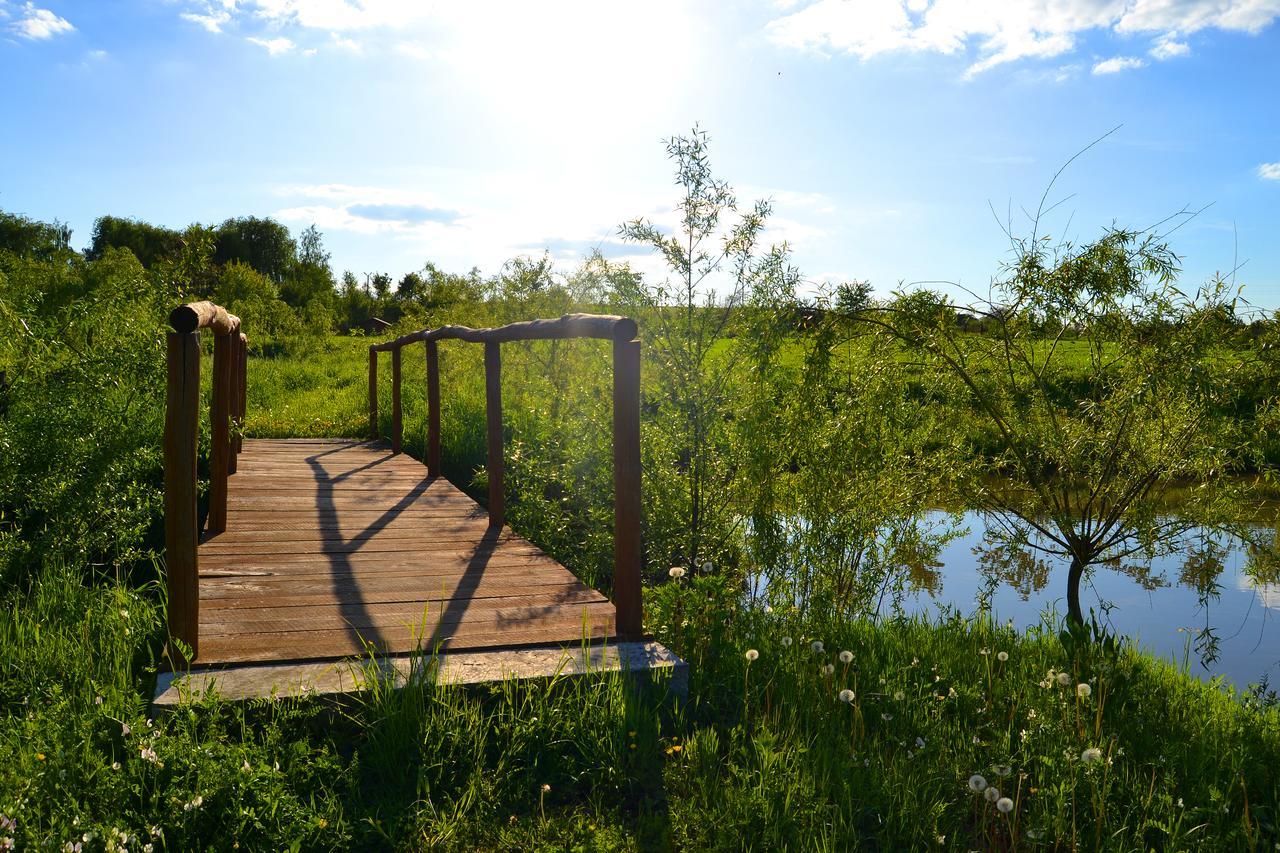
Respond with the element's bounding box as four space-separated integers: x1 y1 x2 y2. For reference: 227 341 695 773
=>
0 332 1276 849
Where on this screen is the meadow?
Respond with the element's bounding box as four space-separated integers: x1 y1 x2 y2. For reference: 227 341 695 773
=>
3 146 1280 848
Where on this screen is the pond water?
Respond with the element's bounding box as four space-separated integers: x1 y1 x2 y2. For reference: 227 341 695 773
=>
894 511 1280 690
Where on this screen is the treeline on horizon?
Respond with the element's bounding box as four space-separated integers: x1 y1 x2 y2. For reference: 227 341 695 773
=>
3 207 1274 348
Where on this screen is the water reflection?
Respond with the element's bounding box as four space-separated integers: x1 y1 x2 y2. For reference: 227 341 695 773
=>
901 511 1279 689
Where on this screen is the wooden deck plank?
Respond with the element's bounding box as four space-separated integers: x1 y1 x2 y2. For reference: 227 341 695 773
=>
191 438 619 666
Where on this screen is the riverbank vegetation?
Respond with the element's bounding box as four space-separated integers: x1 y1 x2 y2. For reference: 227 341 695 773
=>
1 131 1278 848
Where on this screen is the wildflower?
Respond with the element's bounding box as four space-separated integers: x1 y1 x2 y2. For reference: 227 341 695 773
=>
994 764 1012 778
144 845 154 853
984 786 1001 803
968 774 988 792
839 689 855 703
997 651 1009 662
1076 682 1092 698
120 609 128 618
668 567 686 579
36 753 45 761
95 696 103 706
781 636 793 647
122 724 131 737
111 762 121 771
948 687 957 698
540 784 551 793
811 640 824 653
821 664 835 675
139 747 158 763
744 649 759 662
183 795 203 812
839 650 853 664
979 648 989 656
63 843 82 853
893 690 904 701
0 839 11 851
996 797 1014 814
1056 672 1071 687
1081 747 1103 764
242 760 252 772
0 817 12 832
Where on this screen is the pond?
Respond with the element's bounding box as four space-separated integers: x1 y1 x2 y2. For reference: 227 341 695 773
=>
897 510 1280 690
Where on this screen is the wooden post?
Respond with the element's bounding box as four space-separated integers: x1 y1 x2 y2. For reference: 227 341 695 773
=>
391 346 403 454
484 341 504 528
368 347 378 440
163 331 200 664
612 336 643 639
426 340 441 476
227 335 239 476
235 333 247 455
207 332 233 534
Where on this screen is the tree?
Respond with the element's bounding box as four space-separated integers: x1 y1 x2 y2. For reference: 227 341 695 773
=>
213 217 296 283
0 210 72 260
281 224 335 309
862 226 1259 628
85 216 183 267
617 127 775 574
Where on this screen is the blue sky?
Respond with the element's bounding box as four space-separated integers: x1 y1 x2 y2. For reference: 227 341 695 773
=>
3 1 1279 308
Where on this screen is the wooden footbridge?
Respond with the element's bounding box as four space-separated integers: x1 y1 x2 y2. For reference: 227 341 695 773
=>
154 302 683 704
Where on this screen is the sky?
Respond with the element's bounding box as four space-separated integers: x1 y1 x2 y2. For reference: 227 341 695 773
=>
2 0 1279 308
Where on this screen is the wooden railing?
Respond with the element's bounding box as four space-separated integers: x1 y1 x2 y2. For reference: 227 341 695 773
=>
368 314 644 639
163 301 247 665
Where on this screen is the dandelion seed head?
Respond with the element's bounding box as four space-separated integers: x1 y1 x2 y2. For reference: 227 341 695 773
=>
893 690 904 701
839 689 855 703
701 560 713 573
668 567 686 579
915 737 925 749
745 649 759 661
1081 747 1103 764
1077 682 1092 698
994 764 1012 778
821 664 835 675
881 712 893 721
997 651 1009 662
839 650 853 664
984 786 1001 803
781 636 793 647
811 640 824 653
996 797 1014 814
1056 672 1071 686
968 774 988 792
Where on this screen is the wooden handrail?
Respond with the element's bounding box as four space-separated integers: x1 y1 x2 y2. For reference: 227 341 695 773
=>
367 313 645 640
163 301 246 666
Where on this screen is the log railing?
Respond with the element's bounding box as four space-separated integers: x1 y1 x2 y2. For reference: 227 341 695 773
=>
163 300 248 665
367 314 644 639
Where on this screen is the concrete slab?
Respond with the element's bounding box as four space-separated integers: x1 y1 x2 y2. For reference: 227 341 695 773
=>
152 641 687 707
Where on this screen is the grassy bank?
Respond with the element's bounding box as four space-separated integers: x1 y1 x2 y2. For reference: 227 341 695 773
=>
0 565 1276 849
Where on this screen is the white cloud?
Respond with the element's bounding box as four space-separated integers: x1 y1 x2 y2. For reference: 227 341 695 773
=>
1149 32 1190 59
182 11 231 33
330 31 360 51
1259 162 1280 180
247 35 294 55
10 3 74 40
1092 55 1146 74
766 0 1280 77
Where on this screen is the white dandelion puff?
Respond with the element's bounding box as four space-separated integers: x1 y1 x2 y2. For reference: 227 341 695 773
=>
994 764 1012 778
839 689 855 703
668 567 686 579
1056 672 1071 686
996 797 1014 814
997 651 1009 662
968 774 988 792
745 649 759 661
893 690 904 701
781 636 793 647
984 786 1001 803
811 640 824 653
1077 682 1092 698
821 664 835 675
1081 747 1103 764
838 650 853 664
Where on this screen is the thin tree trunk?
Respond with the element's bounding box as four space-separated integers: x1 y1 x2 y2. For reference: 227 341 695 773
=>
1067 554 1085 627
